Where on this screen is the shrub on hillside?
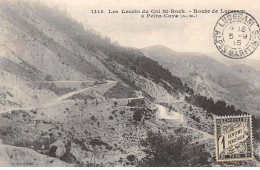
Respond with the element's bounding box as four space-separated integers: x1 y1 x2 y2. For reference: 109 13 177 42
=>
139 131 211 166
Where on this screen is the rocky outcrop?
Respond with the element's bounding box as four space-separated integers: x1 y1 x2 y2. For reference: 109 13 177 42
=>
0 144 70 167
49 140 66 158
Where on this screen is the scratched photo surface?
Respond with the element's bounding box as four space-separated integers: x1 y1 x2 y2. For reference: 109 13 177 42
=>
0 0 260 167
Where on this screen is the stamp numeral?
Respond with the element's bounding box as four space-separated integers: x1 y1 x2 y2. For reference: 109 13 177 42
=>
221 137 225 149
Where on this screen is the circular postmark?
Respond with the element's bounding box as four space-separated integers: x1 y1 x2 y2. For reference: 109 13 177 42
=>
213 11 260 59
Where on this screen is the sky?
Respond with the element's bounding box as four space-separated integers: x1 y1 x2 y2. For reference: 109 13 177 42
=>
40 0 260 60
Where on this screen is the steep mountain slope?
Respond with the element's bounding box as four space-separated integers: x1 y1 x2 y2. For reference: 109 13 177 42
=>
142 45 260 117
0 0 259 167
207 51 260 72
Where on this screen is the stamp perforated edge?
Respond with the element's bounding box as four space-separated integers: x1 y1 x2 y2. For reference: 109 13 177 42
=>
214 114 254 162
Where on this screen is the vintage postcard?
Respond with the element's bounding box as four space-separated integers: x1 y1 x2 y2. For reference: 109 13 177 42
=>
0 0 260 167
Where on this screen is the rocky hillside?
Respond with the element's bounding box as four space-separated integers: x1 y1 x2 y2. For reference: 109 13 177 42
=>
0 0 259 167
142 45 260 117
0 142 71 167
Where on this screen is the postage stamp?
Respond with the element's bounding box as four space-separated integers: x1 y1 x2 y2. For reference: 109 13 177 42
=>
214 115 254 162
213 11 260 59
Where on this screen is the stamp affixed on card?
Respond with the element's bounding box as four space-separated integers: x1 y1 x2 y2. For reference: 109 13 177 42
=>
213 11 260 59
214 115 254 162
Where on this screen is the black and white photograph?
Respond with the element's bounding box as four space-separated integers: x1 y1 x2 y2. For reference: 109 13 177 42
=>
0 0 260 167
